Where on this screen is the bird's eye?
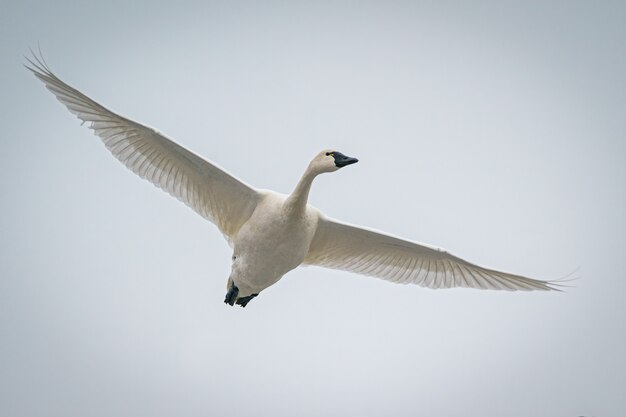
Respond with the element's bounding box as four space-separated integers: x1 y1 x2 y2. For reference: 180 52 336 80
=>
232 255 237 261
326 152 334 157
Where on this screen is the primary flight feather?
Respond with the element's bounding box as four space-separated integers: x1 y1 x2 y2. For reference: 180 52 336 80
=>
26 53 559 308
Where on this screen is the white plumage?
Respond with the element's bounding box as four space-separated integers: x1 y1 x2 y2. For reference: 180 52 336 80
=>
26 53 559 307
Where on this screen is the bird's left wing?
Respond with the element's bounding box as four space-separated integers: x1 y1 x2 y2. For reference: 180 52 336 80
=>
304 216 558 291
26 54 259 240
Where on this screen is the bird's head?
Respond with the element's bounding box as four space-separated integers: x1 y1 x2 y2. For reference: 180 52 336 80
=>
309 149 359 174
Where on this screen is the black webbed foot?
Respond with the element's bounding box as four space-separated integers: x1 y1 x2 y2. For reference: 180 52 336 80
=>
224 285 239 306
235 293 259 308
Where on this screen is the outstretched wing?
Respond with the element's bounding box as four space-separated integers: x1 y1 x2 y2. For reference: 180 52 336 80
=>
304 217 558 291
26 54 259 240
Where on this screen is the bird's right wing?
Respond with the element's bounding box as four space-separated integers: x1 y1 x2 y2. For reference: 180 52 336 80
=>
26 54 259 240
304 216 558 291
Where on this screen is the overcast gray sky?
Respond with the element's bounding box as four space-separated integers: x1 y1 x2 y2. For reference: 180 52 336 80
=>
1 1 625 416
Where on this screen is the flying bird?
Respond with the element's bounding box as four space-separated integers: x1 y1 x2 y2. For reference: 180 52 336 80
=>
26 53 561 308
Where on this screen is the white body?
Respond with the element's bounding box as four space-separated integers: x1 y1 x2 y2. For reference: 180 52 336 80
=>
231 191 320 296
27 53 561 307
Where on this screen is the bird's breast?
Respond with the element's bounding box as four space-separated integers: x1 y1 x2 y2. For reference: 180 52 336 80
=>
233 193 319 286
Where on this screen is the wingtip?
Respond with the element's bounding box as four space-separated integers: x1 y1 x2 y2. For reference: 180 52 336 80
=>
544 278 577 292
24 44 52 76
544 268 581 292
547 285 565 293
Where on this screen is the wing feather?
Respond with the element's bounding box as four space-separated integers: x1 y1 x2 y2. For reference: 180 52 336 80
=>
26 54 258 239
305 216 558 291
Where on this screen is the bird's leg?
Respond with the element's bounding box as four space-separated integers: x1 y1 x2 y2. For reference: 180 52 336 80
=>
224 284 239 306
235 293 259 308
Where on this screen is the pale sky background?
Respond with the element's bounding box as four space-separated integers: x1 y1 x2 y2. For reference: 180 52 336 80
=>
1 1 625 416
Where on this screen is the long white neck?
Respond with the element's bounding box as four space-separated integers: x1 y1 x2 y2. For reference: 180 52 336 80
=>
285 162 319 214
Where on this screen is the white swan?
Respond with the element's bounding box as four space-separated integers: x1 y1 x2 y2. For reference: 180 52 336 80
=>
26 54 559 307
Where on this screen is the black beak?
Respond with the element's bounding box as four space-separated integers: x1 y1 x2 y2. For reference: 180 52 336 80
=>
333 152 359 168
